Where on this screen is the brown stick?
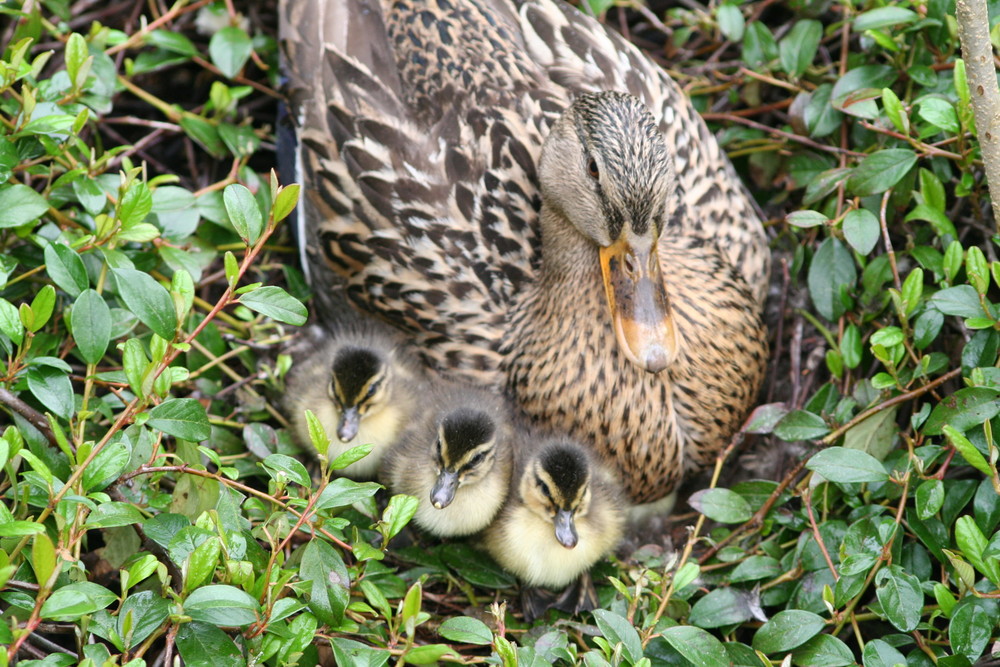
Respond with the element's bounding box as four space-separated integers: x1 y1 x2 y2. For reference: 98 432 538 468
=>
956 0 1000 229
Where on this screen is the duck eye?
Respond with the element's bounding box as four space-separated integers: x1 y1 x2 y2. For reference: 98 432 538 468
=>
587 158 599 179
365 381 380 400
468 451 487 468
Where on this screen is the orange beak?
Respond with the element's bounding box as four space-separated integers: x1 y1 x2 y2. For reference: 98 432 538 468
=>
599 236 674 373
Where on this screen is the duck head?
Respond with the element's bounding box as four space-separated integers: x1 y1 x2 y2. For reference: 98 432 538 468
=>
523 441 594 550
327 346 391 442
430 407 499 508
539 92 677 373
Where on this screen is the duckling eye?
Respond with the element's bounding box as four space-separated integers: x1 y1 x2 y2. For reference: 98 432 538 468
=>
587 158 599 179
467 451 486 468
364 381 380 400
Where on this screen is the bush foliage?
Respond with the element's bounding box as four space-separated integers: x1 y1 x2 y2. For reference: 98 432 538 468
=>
1 0 1000 665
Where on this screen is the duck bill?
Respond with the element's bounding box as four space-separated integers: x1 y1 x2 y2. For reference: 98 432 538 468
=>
554 509 578 549
337 407 360 442
430 470 459 509
599 236 674 373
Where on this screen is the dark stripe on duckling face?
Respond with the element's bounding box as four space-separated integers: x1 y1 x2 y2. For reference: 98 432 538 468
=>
431 407 497 508
330 346 386 441
536 442 592 549
331 347 384 405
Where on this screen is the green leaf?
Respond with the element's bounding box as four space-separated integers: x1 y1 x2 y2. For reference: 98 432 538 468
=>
955 515 1000 585
438 617 493 645
29 284 56 332
918 97 960 134
40 582 117 620
923 387 1000 435
841 406 897 463
71 289 112 364
147 29 198 56
874 565 922 631
774 409 830 441
27 365 73 419
779 20 821 78
301 538 350 626
906 203 958 239
381 493 419 540
831 65 897 119
786 210 828 228
260 453 312 488
272 183 300 223
688 488 752 523
111 268 178 341
791 633 854 667
806 447 889 483
31 532 56 587
403 645 459 664
742 22 778 69
593 609 643 665
881 88 909 134
808 237 856 321
84 501 145 528
0 298 24 345
950 603 991 662
44 242 88 298
315 477 381 510
861 639 906 667
175 621 244 667
117 591 170 650
852 6 918 31
846 149 917 196
209 27 253 79
752 610 825 653
717 4 745 41
688 587 757 628
661 626 730 667
942 425 993 475
238 286 308 325
147 398 212 441
184 585 258 626
82 439 130 492
842 209 879 255
916 479 945 520
0 184 49 228
223 183 263 244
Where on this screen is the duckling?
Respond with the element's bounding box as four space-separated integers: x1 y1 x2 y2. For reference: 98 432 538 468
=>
484 439 626 620
381 386 514 537
284 322 426 479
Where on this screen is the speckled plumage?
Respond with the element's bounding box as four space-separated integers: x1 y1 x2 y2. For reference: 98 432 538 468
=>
281 0 769 503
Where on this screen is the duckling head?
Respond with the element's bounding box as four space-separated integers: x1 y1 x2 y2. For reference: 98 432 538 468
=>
538 92 678 373
327 346 391 442
430 407 498 509
523 442 593 550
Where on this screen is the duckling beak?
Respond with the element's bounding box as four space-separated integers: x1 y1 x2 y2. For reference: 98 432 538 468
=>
337 407 360 442
554 509 578 549
430 470 459 509
599 236 674 373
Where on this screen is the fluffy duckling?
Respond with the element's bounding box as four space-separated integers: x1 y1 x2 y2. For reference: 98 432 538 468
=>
284 322 426 479
484 439 626 620
381 387 514 537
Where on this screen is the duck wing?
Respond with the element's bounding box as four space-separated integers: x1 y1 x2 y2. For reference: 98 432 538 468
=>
282 0 569 383
514 0 770 303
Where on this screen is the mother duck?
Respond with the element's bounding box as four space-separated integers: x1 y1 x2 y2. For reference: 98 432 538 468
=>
280 0 769 504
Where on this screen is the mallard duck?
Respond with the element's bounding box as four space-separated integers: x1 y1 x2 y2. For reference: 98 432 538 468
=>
280 0 769 503
284 322 426 479
380 385 514 537
484 439 625 619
